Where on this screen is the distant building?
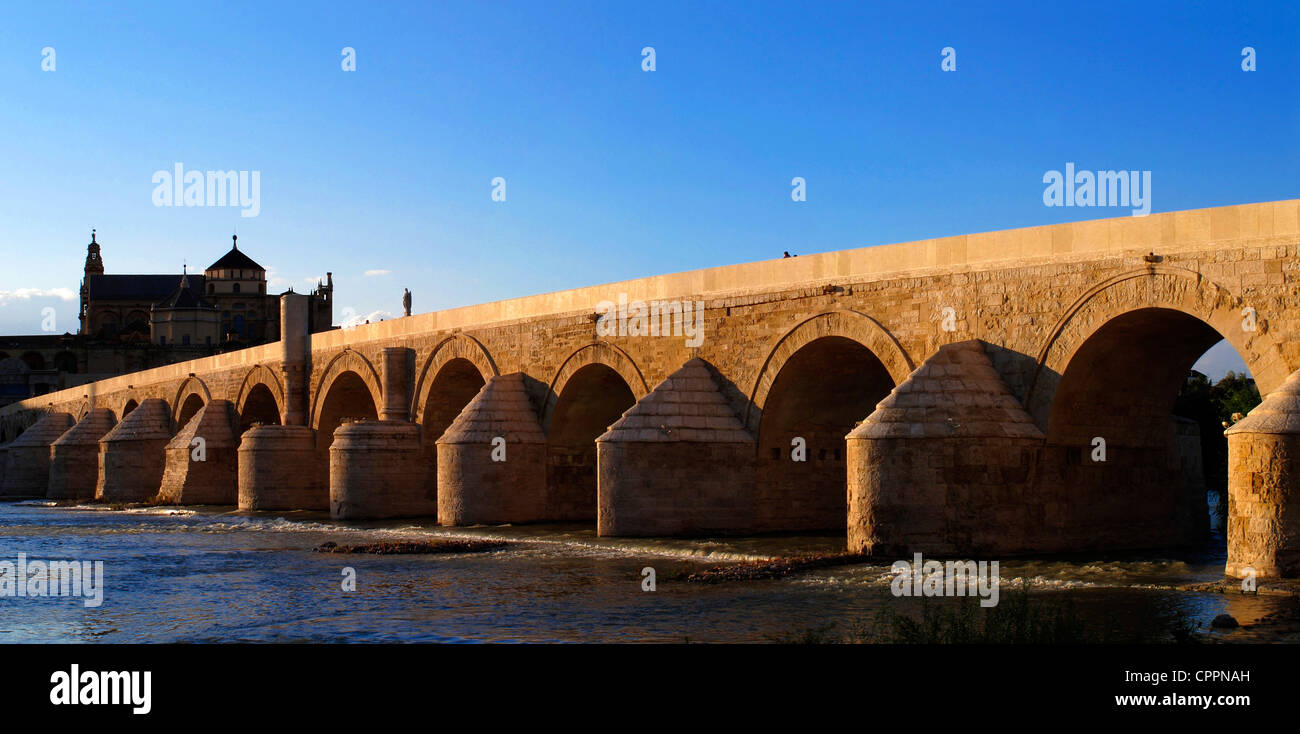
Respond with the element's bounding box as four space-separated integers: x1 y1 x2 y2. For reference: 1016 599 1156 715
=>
0 231 335 407
151 271 220 348
80 232 333 344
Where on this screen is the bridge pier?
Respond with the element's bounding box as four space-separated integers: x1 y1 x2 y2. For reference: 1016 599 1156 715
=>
1224 369 1300 578
48 409 116 501
279 293 311 427
237 424 327 510
96 398 172 503
329 420 431 519
597 358 755 536
436 373 547 525
0 412 74 499
159 400 238 504
847 341 1045 556
380 347 413 422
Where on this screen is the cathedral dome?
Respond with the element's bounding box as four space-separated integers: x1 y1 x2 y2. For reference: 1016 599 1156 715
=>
206 235 264 273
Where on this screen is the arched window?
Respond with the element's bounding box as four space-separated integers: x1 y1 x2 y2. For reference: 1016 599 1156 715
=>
53 352 78 374
96 313 119 338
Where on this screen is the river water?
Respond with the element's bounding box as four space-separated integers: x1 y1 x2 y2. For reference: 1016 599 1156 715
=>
0 500 1295 643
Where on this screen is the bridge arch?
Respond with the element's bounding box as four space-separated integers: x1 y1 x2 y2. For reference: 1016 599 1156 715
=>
172 376 212 428
747 310 909 531
235 364 285 432
1028 266 1289 428
310 350 383 432
541 341 648 432
1029 266 1286 551
411 334 498 427
311 349 382 453
121 398 140 418
542 342 647 521
745 310 912 434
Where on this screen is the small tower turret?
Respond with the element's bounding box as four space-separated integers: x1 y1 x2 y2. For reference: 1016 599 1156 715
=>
84 229 104 275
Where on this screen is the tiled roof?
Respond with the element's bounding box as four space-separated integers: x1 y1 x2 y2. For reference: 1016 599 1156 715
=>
101 399 172 442
155 275 216 310
437 373 545 445
8 412 74 447
167 400 236 448
598 358 751 443
207 245 263 271
51 409 116 446
848 340 1044 440
86 274 206 302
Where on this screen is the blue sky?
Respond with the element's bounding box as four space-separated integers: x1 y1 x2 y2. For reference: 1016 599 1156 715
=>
0 1 1294 378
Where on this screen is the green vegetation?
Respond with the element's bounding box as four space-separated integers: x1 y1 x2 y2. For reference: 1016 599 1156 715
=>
1174 369 1262 493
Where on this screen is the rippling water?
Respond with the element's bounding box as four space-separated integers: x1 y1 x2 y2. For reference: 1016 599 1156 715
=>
0 501 1294 643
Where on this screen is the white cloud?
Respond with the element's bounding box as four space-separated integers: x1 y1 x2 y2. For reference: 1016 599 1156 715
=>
338 308 394 329
0 287 77 306
364 269 391 277
264 266 290 290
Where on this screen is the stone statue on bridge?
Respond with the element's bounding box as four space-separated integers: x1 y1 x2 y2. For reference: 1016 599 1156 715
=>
402 288 411 318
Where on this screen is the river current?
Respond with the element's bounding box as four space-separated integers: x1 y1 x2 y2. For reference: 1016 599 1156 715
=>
0 500 1295 643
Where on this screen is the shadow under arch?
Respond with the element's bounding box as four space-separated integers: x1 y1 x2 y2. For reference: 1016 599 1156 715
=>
309 349 383 433
744 310 913 435
747 311 907 532
540 341 648 433
235 364 285 434
1027 265 1289 430
172 376 212 428
311 350 382 474
1028 268 1288 553
410 334 499 423
541 341 647 521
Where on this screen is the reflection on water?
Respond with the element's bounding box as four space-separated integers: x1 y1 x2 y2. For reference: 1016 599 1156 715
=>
0 501 1295 643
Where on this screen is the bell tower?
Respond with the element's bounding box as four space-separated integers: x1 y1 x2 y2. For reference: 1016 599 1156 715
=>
79 229 104 333
84 228 104 275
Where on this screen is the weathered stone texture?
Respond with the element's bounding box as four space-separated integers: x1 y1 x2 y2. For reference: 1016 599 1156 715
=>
0 412 73 499
1224 369 1300 577
597 358 755 536
238 424 327 510
330 420 432 519
48 409 116 500
96 398 171 502
158 400 238 505
437 373 547 524
848 341 1045 555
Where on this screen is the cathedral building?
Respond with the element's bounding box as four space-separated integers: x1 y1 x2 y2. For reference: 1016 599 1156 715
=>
0 231 335 407
79 231 333 344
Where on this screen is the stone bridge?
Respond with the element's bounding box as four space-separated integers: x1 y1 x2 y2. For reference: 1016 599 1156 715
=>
2 200 1298 577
